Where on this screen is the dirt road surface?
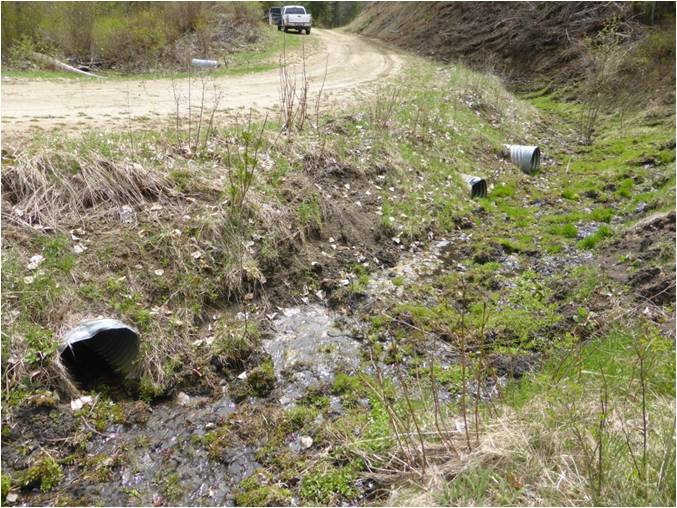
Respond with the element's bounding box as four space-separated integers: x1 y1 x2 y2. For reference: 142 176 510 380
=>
1 29 405 139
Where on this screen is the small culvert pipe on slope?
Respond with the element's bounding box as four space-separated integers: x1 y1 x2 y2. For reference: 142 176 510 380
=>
60 319 140 383
504 144 541 174
460 174 488 199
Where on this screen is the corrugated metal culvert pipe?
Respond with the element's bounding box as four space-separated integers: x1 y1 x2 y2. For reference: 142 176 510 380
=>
505 144 541 174
60 319 139 386
461 174 488 199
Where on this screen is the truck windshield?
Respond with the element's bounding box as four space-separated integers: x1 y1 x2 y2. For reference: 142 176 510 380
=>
285 7 305 14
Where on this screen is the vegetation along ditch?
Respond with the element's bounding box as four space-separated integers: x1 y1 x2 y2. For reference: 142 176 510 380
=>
1 1 675 507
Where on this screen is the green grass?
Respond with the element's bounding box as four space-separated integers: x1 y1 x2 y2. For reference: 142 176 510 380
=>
1 69 96 80
347 84 674 507
591 206 614 223
546 222 578 239
577 224 613 249
404 320 677 507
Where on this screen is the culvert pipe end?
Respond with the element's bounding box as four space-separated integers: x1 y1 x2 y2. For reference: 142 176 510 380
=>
505 144 541 174
461 174 488 199
60 319 140 381
191 58 218 68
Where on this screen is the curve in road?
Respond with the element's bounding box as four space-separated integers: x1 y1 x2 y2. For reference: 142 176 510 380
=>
0 29 405 137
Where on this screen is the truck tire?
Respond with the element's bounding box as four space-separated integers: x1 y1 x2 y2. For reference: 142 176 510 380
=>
306 28 311 34
283 27 289 33
277 25 282 31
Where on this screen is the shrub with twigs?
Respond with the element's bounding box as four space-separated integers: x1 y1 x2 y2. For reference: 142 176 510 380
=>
225 111 269 220
278 40 313 133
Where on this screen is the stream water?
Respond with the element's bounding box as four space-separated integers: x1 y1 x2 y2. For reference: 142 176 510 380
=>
49 239 460 505
11 230 603 506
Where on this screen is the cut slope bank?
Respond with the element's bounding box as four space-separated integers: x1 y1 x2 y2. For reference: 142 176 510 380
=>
351 1 675 92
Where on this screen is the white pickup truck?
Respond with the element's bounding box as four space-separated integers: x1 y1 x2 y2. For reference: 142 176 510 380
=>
278 5 312 34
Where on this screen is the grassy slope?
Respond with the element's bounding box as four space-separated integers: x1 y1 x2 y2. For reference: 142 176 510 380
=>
370 91 676 506
1 45 675 506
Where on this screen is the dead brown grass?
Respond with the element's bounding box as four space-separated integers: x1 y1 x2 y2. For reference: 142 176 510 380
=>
1 151 173 231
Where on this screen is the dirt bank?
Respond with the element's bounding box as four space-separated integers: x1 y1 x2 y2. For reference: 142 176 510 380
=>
350 1 675 90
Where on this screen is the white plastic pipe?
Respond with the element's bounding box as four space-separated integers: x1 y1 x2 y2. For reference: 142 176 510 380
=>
191 58 218 68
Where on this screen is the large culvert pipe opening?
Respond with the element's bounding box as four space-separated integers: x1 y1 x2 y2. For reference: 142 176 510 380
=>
60 320 139 390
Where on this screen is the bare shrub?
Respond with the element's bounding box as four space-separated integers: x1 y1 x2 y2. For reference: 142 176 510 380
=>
170 70 224 152
279 40 313 132
367 86 401 129
578 17 634 144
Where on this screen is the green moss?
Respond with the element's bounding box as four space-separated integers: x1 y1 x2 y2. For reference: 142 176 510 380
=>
201 424 234 461
159 471 182 502
212 320 260 373
77 398 126 432
299 466 358 505
24 324 58 366
498 237 533 254
284 405 318 432
426 364 465 388
2 474 11 501
40 234 76 273
235 484 291 506
231 358 276 402
332 373 364 396
235 471 292 507
27 390 59 408
561 188 580 201
82 453 120 482
569 266 603 301
491 183 516 198
297 193 322 231
616 177 634 199
19 455 63 492
481 271 561 349
137 374 166 401
497 202 531 221
247 359 276 398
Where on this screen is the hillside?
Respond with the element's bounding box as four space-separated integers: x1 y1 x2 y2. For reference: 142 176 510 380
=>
351 1 676 92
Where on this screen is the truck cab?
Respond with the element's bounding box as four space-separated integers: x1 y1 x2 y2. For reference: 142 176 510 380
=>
279 5 312 34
